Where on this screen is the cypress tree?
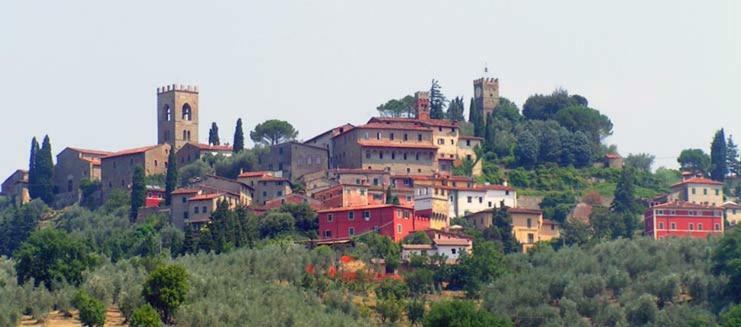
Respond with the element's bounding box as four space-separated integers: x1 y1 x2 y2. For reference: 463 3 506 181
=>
473 106 485 138
233 118 244 153
727 135 739 176
711 129 728 181
28 137 39 199
611 168 638 238
37 135 55 204
468 98 476 123
429 79 447 120
484 113 496 152
164 149 177 206
130 166 146 222
209 122 220 146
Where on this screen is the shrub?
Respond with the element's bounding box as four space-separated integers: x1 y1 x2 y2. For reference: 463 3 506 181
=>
424 300 512 327
73 291 106 327
130 304 163 327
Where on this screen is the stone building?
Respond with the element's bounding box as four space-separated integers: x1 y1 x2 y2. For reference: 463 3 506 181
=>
304 123 353 168
261 141 329 181
331 122 438 176
156 84 199 150
176 143 232 166
1 169 30 206
100 144 171 197
473 77 500 117
53 147 111 206
237 171 292 205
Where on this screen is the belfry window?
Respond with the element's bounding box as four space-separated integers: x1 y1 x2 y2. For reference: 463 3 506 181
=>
182 104 192 121
164 105 172 121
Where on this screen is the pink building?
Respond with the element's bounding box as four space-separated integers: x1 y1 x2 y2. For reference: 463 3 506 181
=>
318 204 430 242
645 201 724 240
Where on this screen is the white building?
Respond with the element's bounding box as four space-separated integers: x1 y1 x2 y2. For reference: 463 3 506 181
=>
401 230 473 264
447 184 516 218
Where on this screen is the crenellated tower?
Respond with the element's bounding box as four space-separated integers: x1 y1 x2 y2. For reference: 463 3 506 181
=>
414 91 430 120
156 84 199 150
473 77 499 117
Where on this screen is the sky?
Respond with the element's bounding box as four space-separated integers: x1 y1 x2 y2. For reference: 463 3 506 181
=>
1 0 739 178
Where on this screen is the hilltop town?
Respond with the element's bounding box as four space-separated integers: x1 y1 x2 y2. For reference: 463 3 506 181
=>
2 75 741 326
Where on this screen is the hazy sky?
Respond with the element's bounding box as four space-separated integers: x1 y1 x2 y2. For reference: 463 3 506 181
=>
1 0 739 178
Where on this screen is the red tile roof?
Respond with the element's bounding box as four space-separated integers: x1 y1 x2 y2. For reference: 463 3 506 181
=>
102 145 163 159
508 208 543 215
68 147 112 156
172 188 201 195
238 171 272 178
333 168 389 174
542 219 560 225
355 122 432 132
357 140 438 150
671 177 724 187
650 200 722 210
368 117 459 128
443 184 514 192
317 204 413 213
190 143 233 152
434 238 472 246
188 193 224 201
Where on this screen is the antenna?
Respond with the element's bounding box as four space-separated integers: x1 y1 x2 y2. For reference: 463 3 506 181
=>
484 63 489 77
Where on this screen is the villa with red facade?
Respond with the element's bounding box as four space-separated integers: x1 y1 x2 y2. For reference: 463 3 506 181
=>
318 204 430 242
645 201 724 240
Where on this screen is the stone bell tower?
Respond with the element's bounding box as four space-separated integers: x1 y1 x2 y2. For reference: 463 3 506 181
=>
473 76 499 117
156 84 199 150
414 91 430 120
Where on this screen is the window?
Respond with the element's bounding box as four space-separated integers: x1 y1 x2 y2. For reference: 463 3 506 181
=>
348 227 355 236
417 134 422 141
658 210 664 215
373 178 379 186
390 133 395 140
376 132 381 140
466 140 471 146
366 152 371 159
182 196 187 203
528 233 535 244
194 206 199 214
478 197 483 204
551 224 555 230
704 188 708 195
364 132 369 139
164 105 172 121
403 153 407 160
715 223 721 231
277 191 283 197
689 223 695 230
671 222 676 230
467 196 472 203
397 224 402 233
451 248 457 254
202 206 207 213
698 224 703 230
348 211 355 220
67 180 73 192
324 230 332 238
262 191 267 197
391 152 396 160
182 104 192 120
404 134 408 141
692 188 696 194
415 152 420 160
437 138 444 145
327 214 334 222
527 218 532 228
715 189 720 196
184 212 189 219
363 211 371 219
379 152 384 159
488 201 492 208
450 139 454 145
659 222 664 229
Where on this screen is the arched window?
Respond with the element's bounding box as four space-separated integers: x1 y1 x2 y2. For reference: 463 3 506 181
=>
164 105 172 121
182 104 192 121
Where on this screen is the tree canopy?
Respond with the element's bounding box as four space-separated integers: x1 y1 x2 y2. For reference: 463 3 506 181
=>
14 228 95 289
377 95 415 118
678 148 710 175
250 119 298 146
233 118 245 153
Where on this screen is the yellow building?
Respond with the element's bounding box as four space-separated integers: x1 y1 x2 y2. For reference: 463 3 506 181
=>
465 207 561 252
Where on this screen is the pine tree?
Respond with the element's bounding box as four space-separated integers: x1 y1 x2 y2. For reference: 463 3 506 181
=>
164 149 177 206
446 97 465 121
36 135 55 204
429 79 447 119
208 122 220 145
28 137 39 199
233 118 244 153
130 166 146 222
727 135 739 177
711 129 727 181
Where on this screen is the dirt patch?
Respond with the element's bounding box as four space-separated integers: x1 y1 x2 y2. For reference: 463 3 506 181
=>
20 307 127 327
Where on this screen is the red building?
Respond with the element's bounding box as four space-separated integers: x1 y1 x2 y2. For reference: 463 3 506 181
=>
645 201 724 240
318 204 430 242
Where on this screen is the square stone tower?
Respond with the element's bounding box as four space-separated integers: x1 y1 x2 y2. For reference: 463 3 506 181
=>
473 77 499 117
414 91 430 120
157 84 199 150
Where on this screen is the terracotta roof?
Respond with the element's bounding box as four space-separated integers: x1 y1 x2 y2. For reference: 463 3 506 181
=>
368 117 459 128
605 153 622 159
259 176 290 182
304 123 354 143
333 168 388 174
188 193 224 201
318 204 413 213
80 157 102 166
402 244 433 250
542 219 560 225
650 200 722 210
172 188 200 195
443 184 514 192
357 140 438 150
671 177 724 187
102 145 163 159
434 238 472 246
238 171 272 178
67 147 112 156
458 135 483 140
508 208 543 215
355 122 432 132
190 143 233 152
